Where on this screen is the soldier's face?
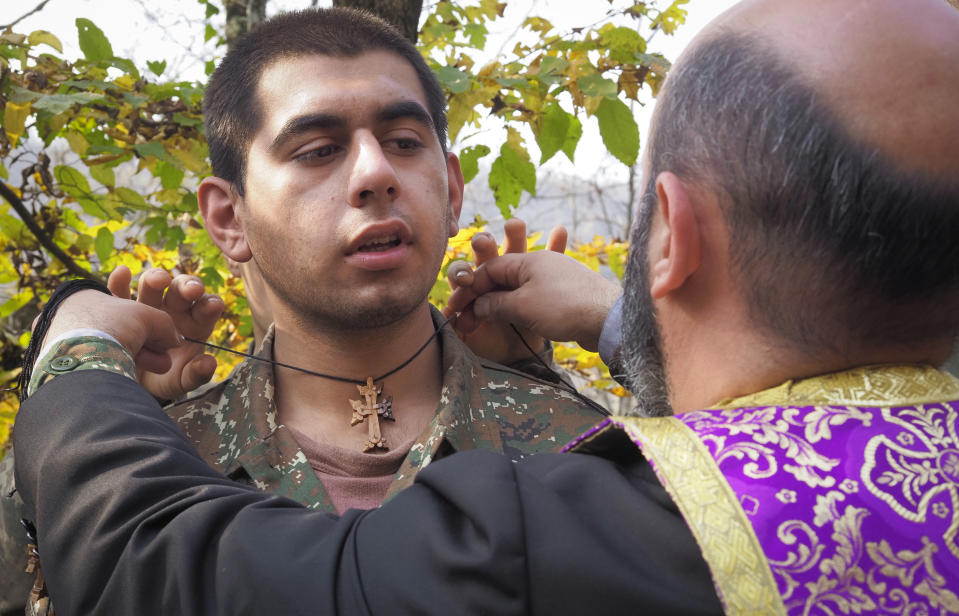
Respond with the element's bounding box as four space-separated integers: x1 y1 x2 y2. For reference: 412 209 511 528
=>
234 51 463 330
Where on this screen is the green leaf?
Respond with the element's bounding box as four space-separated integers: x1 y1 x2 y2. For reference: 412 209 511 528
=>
122 92 149 108
204 1 220 18
539 56 569 79
500 145 536 194
54 165 91 197
436 66 472 94
31 92 105 115
495 77 527 88
489 155 522 217
78 195 116 220
115 187 148 209
600 26 646 63
205 24 217 43
199 266 224 289
205 60 216 76
0 161 7 180
459 144 490 183
147 60 167 76
595 97 639 167
109 57 140 79
95 227 114 264
28 30 63 53
488 144 536 216
172 112 203 127
6 85 37 104
133 141 167 160
561 114 582 162
464 24 487 48
89 164 115 187
76 18 113 62
157 160 185 190
536 104 570 164
0 214 27 243
164 226 186 250
578 74 618 99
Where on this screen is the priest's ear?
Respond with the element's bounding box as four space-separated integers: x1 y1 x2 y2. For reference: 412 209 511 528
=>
648 171 702 299
198 176 252 262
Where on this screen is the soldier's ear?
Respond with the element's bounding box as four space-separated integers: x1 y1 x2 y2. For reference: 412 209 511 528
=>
198 176 252 262
445 152 464 238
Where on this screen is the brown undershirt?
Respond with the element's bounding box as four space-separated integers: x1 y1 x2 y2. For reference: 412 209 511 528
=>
286 425 417 514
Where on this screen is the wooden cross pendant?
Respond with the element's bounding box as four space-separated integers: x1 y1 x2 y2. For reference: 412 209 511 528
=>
349 377 394 452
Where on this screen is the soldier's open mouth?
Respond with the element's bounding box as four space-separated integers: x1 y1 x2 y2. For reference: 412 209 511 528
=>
358 235 402 252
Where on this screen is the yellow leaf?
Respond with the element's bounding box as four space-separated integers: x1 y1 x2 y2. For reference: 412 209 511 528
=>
170 144 209 174
48 113 69 134
583 95 603 116
505 126 527 155
618 68 641 100
3 102 32 146
114 74 137 91
64 130 89 156
28 30 63 53
103 250 141 276
478 61 498 78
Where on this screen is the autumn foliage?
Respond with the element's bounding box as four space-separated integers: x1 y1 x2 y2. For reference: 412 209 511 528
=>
0 1 688 448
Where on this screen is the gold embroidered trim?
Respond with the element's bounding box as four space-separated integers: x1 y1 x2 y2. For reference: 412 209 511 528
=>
612 416 786 616
716 365 959 409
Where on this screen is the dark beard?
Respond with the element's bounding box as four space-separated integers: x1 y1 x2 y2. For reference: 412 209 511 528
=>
620 186 673 417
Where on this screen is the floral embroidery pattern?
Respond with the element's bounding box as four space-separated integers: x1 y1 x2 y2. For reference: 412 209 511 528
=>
777 489 798 504
676 373 959 615
686 406 872 490
862 404 959 559
839 479 858 494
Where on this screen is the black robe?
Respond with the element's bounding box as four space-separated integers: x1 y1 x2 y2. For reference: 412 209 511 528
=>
14 370 722 615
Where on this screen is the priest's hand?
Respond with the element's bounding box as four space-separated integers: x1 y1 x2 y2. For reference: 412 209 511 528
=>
443 219 566 365
36 287 183 375
107 266 223 401
445 245 622 353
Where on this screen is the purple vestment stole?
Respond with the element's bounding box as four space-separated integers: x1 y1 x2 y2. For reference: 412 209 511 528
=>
567 365 959 615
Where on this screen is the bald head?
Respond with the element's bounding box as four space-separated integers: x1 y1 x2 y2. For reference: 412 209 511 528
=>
705 0 959 179
633 0 959 357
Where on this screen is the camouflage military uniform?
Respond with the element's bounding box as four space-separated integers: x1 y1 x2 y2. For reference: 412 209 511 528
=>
1 312 605 610
163 308 604 509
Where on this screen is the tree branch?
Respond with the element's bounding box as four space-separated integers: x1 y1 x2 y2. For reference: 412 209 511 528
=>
0 182 103 282
0 0 54 31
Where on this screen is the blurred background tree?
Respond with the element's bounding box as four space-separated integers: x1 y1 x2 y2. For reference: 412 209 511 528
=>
0 0 693 451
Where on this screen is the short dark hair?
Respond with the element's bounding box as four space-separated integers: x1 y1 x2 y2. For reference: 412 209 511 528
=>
646 32 959 351
204 7 448 195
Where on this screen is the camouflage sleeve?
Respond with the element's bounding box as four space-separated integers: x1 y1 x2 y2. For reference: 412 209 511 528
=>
28 336 136 398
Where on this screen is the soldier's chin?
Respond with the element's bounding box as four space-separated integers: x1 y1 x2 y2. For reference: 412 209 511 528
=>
321 296 424 331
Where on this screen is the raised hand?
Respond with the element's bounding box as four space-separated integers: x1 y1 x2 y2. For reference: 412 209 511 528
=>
445 240 622 353
108 266 223 401
442 218 567 365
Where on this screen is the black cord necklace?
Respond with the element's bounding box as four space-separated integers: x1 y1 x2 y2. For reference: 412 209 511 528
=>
184 313 455 386
183 313 456 453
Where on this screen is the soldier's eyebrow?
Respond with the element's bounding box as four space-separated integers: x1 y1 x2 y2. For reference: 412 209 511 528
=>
269 113 346 154
376 101 435 133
